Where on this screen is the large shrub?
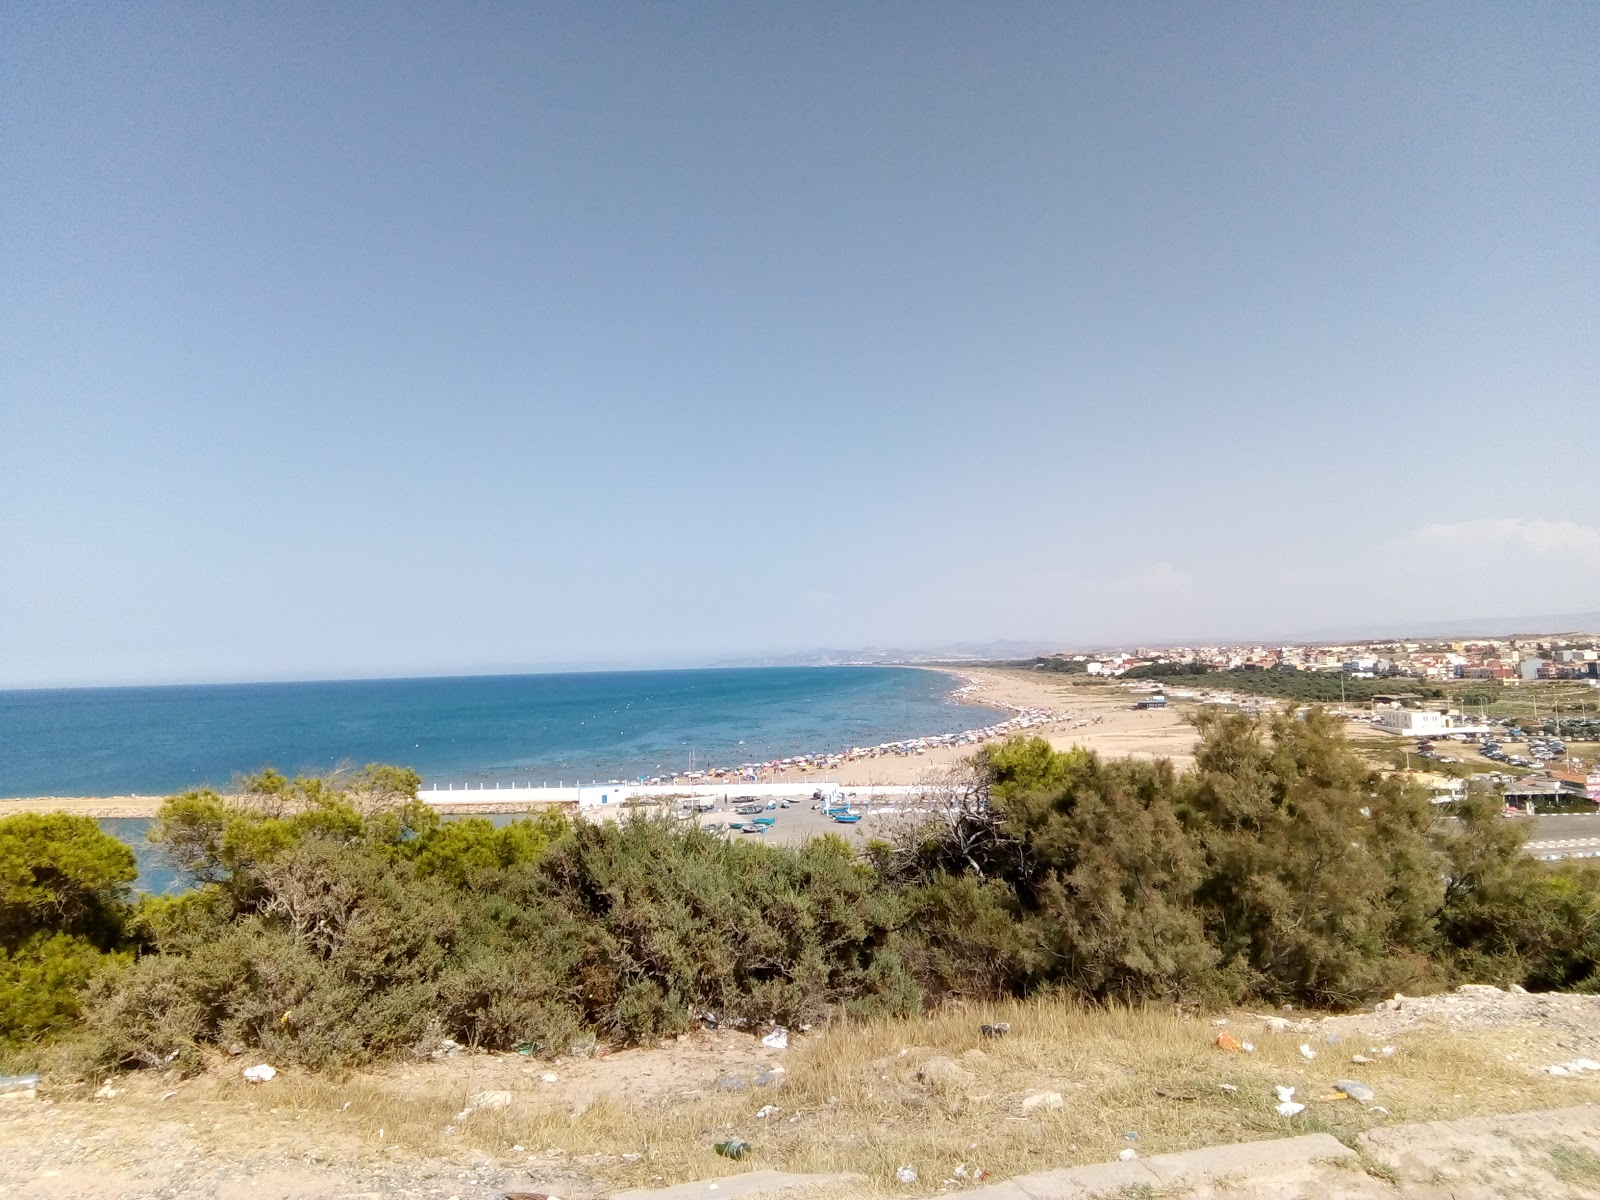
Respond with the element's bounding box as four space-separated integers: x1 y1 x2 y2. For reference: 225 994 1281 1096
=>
1184 709 1447 1004
894 709 1593 1009
0 813 136 1044
92 839 458 1070
444 825 921 1049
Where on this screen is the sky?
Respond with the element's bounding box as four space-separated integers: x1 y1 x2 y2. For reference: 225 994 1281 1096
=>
3 4 1597 687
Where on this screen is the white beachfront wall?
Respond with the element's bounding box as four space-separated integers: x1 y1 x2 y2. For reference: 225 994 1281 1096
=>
414 780 930 811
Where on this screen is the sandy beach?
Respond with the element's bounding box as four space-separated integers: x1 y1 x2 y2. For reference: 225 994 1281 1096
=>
820 666 1201 786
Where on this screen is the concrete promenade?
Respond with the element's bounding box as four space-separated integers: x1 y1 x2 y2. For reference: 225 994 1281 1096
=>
417 779 937 812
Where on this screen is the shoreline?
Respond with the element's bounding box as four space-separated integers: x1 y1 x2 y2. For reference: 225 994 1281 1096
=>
0 669 1208 817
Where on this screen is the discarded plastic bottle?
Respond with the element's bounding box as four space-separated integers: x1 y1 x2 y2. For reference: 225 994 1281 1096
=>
715 1139 751 1160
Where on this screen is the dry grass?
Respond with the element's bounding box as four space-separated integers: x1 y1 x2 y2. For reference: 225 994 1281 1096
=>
103 996 1600 1196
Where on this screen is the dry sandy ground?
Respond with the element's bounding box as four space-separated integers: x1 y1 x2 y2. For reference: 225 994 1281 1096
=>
825 668 1203 786
6 988 1600 1200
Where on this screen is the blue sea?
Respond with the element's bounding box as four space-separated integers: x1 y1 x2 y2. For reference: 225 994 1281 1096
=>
0 666 1002 799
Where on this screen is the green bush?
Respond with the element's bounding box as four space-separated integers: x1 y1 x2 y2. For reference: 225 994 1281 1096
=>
11 712 1600 1074
0 813 136 1044
891 710 1595 1010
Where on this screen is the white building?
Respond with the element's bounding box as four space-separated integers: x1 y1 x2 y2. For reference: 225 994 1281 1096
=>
1373 709 1455 736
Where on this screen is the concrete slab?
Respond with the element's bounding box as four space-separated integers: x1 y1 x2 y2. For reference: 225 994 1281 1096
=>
612 1170 856 1200
1141 1132 1357 1182
1010 1160 1159 1198
948 1182 1034 1200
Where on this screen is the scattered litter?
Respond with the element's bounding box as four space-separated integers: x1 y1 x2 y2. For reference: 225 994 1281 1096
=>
242 1064 277 1084
755 1104 781 1119
341 1101 351 1111
1273 1085 1305 1116
1263 1016 1290 1033
1334 1080 1375 1103
0 1074 40 1101
895 1166 918 1184
1546 1059 1600 1075
1298 1044 1317 1061
1241 1041 1255 1053
622 1152 643 1162
714 1139 750 1160
1350 1054 1373 1065
516 1041 534 1056
1370 1106 1390 1115
1123 1132 1139 1141
1021 1091 1064 1113
159 1090 177 1101
753 1070 782 1087
761 1028 789 1051
94 1082 118 1099
1118 1148 1138 1162
471 1090 513 1109
1218 1083 1238 1092
454 1108 473 1121
1215 1033 1242 1052
541 1072 559 1083
979 1023 1010 1039
1274 1085 1295 1102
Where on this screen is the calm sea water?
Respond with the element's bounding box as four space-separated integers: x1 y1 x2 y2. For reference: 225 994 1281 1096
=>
1 666 1001 799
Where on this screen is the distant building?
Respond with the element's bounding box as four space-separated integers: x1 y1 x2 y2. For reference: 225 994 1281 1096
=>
1373 709 1455 736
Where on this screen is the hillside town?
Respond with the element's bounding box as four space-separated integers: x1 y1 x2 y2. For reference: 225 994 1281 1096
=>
1060 632 1600 681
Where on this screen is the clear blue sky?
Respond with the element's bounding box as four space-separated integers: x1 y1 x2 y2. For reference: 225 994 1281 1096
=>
3 4 1597 687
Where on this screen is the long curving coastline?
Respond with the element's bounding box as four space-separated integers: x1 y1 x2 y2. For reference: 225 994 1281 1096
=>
0 669 1205 815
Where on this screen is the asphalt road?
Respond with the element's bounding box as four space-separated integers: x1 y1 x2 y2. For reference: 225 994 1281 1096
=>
1524 811 1600 859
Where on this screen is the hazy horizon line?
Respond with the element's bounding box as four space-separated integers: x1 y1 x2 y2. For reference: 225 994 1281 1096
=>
5 610 1596 694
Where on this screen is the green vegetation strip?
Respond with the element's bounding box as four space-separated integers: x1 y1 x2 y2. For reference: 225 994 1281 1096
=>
4 713 1600 1077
